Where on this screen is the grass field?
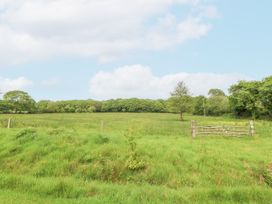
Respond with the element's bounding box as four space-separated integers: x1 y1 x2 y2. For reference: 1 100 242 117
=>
0 113 271 203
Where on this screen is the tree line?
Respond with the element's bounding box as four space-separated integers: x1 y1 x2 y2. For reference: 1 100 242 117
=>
169 76 272 120
0 94 168 114
0 76 271 119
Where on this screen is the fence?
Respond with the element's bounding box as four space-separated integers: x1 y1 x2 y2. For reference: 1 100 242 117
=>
0 118 12 128
191 120 255 138
0 116 84 128
0 118 35 128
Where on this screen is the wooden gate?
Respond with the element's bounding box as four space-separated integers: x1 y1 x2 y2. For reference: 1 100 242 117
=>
191 120 255 138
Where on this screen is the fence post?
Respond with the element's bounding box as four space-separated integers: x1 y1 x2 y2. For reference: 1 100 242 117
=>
191 121 196 138
249 120 255 136
7 118 11 129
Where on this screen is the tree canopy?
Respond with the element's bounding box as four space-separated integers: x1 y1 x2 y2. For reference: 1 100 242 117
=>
208 89 226 97
3 90 36 113
0 75 271 119
206 89 229 116
229 81 263 119
259 76 272 117
168 81 192 121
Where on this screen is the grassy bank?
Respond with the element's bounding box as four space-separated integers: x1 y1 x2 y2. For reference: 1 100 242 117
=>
0 113 271 203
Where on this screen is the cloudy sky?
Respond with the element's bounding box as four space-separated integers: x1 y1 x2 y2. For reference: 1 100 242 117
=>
0 0 271 100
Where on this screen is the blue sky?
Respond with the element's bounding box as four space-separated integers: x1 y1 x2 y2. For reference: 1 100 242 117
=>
0 0 271 100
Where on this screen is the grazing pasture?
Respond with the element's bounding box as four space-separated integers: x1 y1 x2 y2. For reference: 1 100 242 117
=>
0 113 271 203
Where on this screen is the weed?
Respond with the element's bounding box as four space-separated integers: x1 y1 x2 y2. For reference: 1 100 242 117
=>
124 128 146 171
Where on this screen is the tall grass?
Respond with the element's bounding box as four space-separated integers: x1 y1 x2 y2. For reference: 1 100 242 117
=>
0 113 271 203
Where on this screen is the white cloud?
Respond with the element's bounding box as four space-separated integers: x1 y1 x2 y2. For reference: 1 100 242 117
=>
199 5 220 18
0 76 33 93
146 15 211 50
89 65 250 100
0 0 216 66
41 77 59 87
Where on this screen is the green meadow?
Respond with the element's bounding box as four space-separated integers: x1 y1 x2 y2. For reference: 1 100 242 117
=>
0 113 271 203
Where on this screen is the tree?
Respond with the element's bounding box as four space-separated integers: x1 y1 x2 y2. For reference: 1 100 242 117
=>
0 100 14 113
168 82 192 121
193 96 207 116
208 89 226 97
259 76 272 117
229 81 263 119
206 89 230 116
207 96 230 116
100 98 166 113
3 90 36 113
37 100 51 113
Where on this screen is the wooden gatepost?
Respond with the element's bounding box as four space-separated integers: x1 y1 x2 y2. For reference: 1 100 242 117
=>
191 120 255 138
249 120 255 136
7 118 11 129
191 121 196 138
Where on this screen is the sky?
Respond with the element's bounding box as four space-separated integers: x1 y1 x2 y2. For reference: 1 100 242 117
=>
0 0 271 101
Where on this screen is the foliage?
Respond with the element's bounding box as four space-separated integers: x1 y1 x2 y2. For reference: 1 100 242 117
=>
229 81 263 118
1 75 272 119
208 88 226 97
259 76 272 117
193 96 207 116
169 81 193 120
192 89 230 117
36 100 57 113
101 98 167 113
37 100 101 113
35 98 167 114
206 96 230 116
206 89 230 116
0 100 14 113
124 128 146 171
2 90 36 113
